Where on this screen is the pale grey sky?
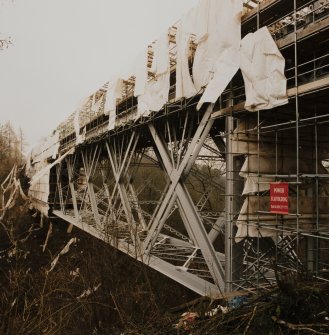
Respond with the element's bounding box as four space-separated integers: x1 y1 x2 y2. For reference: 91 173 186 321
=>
0 0 198 149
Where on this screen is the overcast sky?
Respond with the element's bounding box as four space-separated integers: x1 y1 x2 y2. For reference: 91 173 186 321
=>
0 0 198 150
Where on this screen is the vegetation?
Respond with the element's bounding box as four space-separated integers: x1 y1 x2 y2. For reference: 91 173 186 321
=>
1 126 329 334
0 125 196 334
0 122 24 182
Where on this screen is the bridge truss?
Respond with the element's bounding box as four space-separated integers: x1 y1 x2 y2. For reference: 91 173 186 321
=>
28 0 329 297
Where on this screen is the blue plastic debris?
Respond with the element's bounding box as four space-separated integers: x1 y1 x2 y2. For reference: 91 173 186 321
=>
228 296 248 309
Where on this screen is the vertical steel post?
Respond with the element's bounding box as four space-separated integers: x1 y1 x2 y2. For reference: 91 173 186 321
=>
225 115 234 292
66 157 79 233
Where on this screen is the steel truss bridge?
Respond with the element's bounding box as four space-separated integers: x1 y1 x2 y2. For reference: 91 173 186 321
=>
32 0 329 297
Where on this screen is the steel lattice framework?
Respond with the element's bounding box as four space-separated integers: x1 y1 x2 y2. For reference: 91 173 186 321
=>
31 0 329 297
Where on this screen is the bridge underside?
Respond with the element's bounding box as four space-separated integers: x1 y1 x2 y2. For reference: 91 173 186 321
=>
27 0 329 297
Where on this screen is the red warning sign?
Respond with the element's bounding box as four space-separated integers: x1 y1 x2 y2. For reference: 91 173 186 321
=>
270 183 289 214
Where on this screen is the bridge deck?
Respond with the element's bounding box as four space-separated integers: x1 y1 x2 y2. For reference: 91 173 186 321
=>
28 0 329 297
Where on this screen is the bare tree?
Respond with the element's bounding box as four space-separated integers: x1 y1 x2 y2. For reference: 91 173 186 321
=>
0 122 25 182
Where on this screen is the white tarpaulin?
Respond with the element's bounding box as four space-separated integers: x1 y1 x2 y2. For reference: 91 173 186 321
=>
30 148 75 187
151 32 170 76
197 50 240 110
74 96 90 145
137 32 170 116
241 175 272 195
175 8 198 100
194 0 210 44
74 109 84 145
28 157 50 216
29 148 75 216
104 78 123 113
240 26 288 111
133 49 148 97
30 131 60 164
193 0 243 94
104 78 124 130
137 72 170 116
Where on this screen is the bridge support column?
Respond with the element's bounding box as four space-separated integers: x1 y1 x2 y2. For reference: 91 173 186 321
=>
225 116 247 292
105 132 142 251
81 145 102 229
144 104 225 291
66 155 80 233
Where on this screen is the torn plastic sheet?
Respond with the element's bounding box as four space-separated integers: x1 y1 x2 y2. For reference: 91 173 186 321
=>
105 78 124 130
240 26 288 111
136 30 170 116
194 0 210 44
47 238 77 273
28 162 50 217
150 32 170 76
71 96 90 145
30 131 60 163
241 175 273 195
74 109 85 145
175 7 198 100
193 0 243 92
104 78 123 114
108 113 116 131
133 48 148 97
137 72 170 116
197 50 240 110
30 148 75 187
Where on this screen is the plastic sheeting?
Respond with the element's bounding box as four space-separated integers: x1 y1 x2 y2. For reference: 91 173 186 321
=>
195 7 288 111
240 27 288 111
30 148 75 187
137 32 170 116
28 162 50 216
104 78 124 130
74 96 90 145
133 49 148 97
74 109 84 145
234 117 329 242
175 8 198 100
137 72 170 116
196 51 240 110
30 131 60 164
194 0 210 44
241 175 272 195
104 78 124 113
193 0 243 94
151 32 170 75
29 148 75 216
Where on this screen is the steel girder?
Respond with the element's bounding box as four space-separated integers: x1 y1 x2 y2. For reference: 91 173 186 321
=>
50 104 303 297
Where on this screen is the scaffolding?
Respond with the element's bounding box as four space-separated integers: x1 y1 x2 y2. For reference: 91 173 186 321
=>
27 0 329 296
222 0 329 291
